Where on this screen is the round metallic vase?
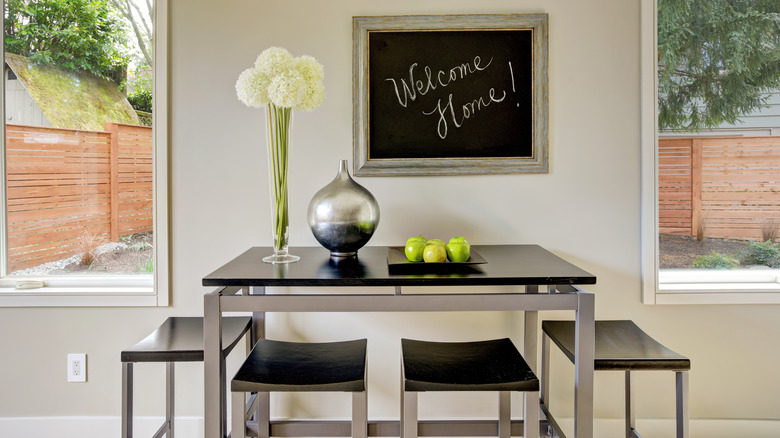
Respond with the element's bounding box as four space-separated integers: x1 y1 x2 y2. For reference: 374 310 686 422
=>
307 160 380 258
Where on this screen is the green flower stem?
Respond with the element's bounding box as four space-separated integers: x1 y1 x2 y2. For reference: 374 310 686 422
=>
267 103 292 252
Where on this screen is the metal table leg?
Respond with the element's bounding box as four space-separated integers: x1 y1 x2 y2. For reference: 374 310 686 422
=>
574 290 595 438
204 290 224 438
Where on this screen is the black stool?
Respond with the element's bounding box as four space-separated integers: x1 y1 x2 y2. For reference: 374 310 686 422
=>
401 338 539 438
541 320 691 438
231 338 368 438
121 316 251 438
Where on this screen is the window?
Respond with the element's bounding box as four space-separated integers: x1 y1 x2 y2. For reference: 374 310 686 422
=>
0 0 168 306
641 0 780 304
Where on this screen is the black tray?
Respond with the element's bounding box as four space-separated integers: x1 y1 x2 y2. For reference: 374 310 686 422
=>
387 246 487 270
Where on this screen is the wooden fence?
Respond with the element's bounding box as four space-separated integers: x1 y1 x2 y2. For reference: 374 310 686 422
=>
659 136 780 240
6 123 153 272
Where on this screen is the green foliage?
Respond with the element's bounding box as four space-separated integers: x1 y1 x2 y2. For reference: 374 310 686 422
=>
4 0 130 80
136 257 153 273
691 251 740 269
742 240 780 267
127 88 152 113
658 0 780 131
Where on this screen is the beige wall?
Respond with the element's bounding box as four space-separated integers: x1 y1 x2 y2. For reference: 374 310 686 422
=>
2 0 780 436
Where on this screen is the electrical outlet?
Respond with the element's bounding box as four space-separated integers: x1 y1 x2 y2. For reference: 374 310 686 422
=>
67 353 87 383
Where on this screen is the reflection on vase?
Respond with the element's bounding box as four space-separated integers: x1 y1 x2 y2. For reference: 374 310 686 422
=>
307 159 380 258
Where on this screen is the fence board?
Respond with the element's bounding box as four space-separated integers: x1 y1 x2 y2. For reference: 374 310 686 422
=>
5 123 153 272
659 135 780 239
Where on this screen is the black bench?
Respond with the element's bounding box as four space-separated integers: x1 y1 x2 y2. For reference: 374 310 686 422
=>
121 316 251 438
541 320 690 438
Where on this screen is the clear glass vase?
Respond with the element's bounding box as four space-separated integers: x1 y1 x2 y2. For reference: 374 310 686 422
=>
262 103 299 264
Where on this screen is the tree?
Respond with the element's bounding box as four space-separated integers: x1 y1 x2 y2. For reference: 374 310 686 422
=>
110 0 151 66
658 0 780 131
4 0 130 80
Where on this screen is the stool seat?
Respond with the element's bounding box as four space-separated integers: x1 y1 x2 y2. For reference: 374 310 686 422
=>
402 338 539 392
231 338 368 438
122 316 252 363
542 320 691 371
232 338 367 392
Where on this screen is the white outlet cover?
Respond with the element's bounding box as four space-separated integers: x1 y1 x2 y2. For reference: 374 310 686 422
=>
67 353 86 383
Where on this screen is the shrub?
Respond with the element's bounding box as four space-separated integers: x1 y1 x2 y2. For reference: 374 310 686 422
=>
691 251 739 269
77 229 106 267
127 88 152 113
742 240 780 268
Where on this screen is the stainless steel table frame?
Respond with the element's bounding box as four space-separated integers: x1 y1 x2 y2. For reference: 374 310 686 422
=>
202 245 596 438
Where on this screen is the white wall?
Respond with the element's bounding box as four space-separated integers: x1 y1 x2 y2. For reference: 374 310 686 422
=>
2 0 780 437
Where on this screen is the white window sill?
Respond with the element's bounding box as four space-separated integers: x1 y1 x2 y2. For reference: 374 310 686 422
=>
657 269 780 304
0 276 160 307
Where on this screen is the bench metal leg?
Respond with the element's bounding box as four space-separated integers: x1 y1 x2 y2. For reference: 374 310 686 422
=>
625 370 636 438
166 362 175 438
352 391 368 438
122 362 133 438
676 371 689 438
498 391 510 438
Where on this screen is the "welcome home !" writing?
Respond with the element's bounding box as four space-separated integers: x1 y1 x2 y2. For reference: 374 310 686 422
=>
384 56 513 140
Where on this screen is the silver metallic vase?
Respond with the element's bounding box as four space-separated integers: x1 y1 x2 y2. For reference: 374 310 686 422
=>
307 160 380 258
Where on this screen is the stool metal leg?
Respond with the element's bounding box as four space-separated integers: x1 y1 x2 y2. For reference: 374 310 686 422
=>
352 391 368 438
122 362 133 438
625 370 636 438
401 390 418 438
541 332 550 407
258 392 271 438
676 371 689 438
232 391 246 438
499 391 510 438
166 362 175 438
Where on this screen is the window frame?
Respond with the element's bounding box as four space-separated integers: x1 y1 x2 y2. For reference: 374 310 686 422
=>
0 0 169 307
640 0 780 305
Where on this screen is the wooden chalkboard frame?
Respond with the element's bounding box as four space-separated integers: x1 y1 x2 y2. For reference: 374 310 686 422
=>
353 14 548 176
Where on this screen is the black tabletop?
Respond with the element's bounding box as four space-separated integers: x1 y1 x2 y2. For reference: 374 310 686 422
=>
202 245 596 288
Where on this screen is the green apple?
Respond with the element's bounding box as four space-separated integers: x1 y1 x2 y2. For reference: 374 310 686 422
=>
446 242 470 262
405 235 427 262
426 238 446 247
423 243 447 262
448 236 470 250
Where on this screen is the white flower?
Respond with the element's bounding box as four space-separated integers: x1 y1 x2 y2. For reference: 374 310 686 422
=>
236 47 325 111
235 67 269 108
268 69 306 108
254 47 294 79
294 56 326 111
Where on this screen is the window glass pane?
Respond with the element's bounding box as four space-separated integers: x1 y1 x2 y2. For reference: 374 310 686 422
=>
4 0 154 276
657 0 780 274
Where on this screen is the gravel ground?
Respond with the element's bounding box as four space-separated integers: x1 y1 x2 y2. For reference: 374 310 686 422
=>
659 233 758 269
9 232 153 276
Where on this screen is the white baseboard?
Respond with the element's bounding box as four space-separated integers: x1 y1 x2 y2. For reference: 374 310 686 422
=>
0 416 202 438
1 416 779 438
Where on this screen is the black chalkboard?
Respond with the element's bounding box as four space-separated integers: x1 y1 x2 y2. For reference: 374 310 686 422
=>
368 30 533 160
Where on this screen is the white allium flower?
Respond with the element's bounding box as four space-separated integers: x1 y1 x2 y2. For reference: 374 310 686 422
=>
267 69 306 108
294 55 326 111
254 47 294 80
295 55 324 84
296 82 325 112
236 47 325 111
235 67 269 108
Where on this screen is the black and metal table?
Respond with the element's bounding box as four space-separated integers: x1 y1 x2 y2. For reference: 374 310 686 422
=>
202 245 596 438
